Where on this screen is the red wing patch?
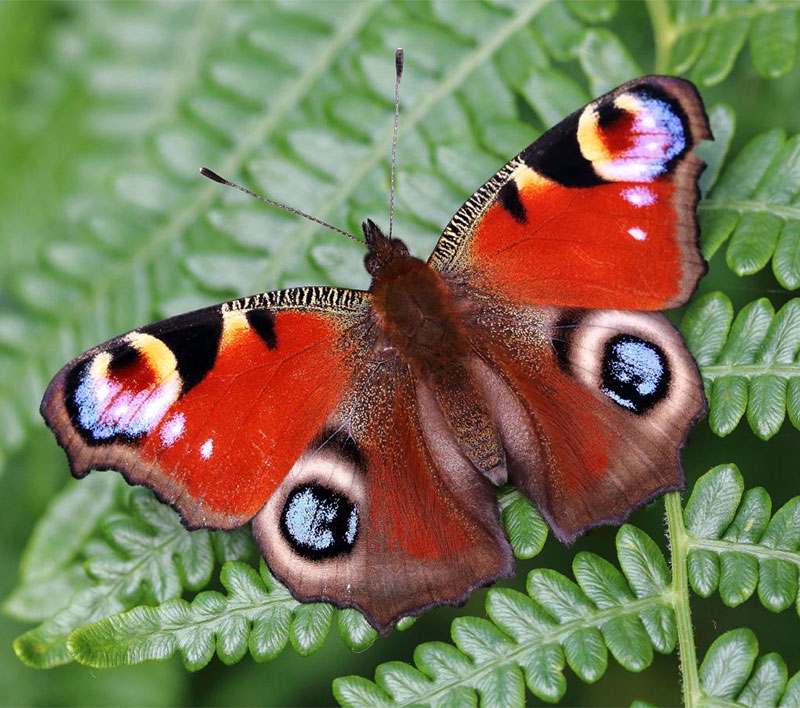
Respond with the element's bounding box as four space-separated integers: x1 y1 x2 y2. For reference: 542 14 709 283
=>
430 76 711 311
41 288 372 529
252 364 514 633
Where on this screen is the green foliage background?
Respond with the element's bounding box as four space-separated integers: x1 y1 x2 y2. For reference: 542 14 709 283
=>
1 1 799 705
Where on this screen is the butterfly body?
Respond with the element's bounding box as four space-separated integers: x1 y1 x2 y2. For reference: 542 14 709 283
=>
42 75 710 632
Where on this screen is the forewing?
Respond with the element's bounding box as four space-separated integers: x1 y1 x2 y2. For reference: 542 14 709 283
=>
41 287 372 530
430 76 710 311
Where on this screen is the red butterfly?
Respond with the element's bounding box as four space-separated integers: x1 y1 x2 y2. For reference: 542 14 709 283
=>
41 57 709 633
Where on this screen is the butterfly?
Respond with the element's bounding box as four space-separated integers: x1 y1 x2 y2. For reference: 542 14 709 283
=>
41 67 710 634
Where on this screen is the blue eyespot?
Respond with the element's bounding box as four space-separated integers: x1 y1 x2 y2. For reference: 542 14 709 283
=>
281 484 359 559
601 335 670 414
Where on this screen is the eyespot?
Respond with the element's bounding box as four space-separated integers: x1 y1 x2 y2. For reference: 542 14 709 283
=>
601 334 670 414
280 483 359 559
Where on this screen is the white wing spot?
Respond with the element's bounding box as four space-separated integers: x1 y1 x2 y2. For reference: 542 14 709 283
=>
160 413 186 447
628 227 647 241
200 438 214 459
622 186 656 207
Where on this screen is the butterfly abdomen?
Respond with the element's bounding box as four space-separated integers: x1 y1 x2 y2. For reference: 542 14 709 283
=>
369 254 507 483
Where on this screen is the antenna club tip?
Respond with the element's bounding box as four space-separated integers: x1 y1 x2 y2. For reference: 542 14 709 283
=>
199 167 225 184
395 48 404 76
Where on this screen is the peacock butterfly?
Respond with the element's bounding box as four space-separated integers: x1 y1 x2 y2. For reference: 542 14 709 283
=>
40 52 710 633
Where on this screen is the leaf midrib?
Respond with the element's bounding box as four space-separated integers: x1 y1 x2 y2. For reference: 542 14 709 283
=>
688 536 800 566
700 363 800 380
393 593 669 708
700 200 800 222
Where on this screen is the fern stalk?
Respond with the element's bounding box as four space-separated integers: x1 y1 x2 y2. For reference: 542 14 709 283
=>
666 492 702 708
250 0 549 291
644 0 676 74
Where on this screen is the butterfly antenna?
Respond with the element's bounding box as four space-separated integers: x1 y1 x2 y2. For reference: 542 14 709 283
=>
388 47 404 241
198 167 364 244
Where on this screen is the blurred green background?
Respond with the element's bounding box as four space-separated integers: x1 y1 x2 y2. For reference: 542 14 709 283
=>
1 1 798 706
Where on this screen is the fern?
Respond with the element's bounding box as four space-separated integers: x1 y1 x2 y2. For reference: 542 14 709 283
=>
333 526 673 707
67 561 369 670
681 292 800 439
10 486 545 671
10 487 255 668
333 466 800 707
0 0 621 470
646 0 800 83
698 628 800 706
3 1 800 705
699 129 800 288
684 464 800 614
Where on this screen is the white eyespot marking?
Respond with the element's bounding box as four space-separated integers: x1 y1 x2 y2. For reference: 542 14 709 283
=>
74 362 180 441
284 487 337 551
628 227 647 241
601 336 669 413
589 92 686 183
346 509 358 545
281 484 360 558
160 413 185 447
622 186 656 207
200 438 214 459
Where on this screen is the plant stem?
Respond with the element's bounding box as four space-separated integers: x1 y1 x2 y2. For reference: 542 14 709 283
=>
645 0 675 74
665 491 701 708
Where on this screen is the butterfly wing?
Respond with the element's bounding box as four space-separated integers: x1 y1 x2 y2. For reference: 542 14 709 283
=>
42 287 512 631
252 356 513 633
465 300 705 544
41 287 372 529
429 76 710 310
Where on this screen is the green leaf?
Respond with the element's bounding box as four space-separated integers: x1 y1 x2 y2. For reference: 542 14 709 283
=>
682 293 800 438
578 29 641 95
749 8 798 79
334 529 672 706
12 490 219 668
684 464 744 539
499 488 548 559
662 1 799 83
698 629 798 706
698 128 800 287
699 628 759 700
683 466 800 615
3 475 122 621
68 562 309 670
697 103 737 197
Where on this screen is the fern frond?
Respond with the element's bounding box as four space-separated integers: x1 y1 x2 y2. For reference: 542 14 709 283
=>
683 464 800 614
698 128 800 288
698 628 799 707
66 561 373 670
21 486 544 671
333 526 673 707
681 292 800 439
647 0 799 83
11 488 252 668
3 475 122 622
